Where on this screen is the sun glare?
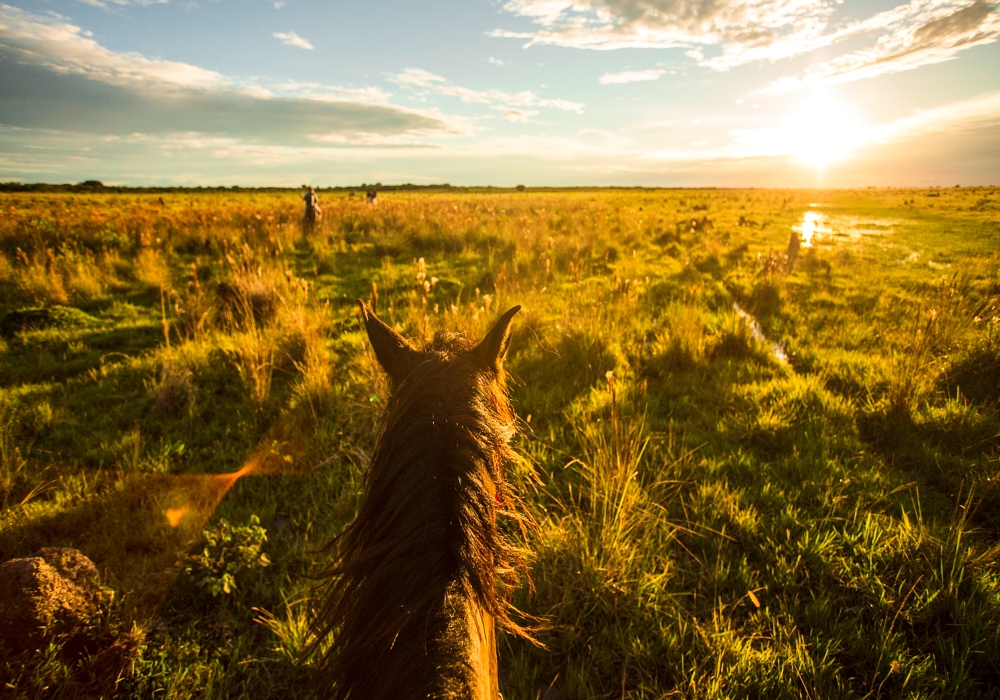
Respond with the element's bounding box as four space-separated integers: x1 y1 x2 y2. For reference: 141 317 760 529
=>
785 94 864 169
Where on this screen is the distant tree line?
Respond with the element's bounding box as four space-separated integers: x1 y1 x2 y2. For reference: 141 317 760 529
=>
0 181 724 193
0 181 467 194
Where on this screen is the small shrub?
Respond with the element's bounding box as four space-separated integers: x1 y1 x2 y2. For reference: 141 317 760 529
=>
185 515 270 597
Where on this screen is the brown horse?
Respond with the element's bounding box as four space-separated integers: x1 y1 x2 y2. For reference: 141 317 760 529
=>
309 301 529 699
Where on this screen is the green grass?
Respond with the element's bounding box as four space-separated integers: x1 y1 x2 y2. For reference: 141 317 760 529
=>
1 186 999 698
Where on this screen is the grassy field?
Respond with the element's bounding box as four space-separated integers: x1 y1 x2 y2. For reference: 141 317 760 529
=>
1 186 998 699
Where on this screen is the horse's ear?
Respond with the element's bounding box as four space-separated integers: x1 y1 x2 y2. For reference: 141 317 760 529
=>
475 305 521 372
357 299 419 383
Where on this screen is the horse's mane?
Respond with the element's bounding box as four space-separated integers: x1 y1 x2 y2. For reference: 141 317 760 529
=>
310 330 530 699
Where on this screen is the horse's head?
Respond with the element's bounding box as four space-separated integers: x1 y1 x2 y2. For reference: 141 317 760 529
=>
357 300 520 432
358 299 519 384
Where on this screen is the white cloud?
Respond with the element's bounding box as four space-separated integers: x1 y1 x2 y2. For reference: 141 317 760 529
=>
392 68 584 114
599 69 664 84
488 57 509 66
497 0 1000 85
308 131 439 147
499 108 538 122
272 81 392 104
866 90 1000 145
0 6 457 144
76 0 168 7
0 5 227 91
273 31 313 50
497 0 834 61
273 1 286 7
760 1 1000 94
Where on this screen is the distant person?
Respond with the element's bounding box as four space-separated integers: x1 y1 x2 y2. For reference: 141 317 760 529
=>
303 186 321 231
366 189 378 205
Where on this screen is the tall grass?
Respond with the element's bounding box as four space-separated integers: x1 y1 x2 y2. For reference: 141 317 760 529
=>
2 187 999 698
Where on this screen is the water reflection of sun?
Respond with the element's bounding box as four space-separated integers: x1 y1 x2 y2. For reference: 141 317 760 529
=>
793 211 831 248
785 94 863 169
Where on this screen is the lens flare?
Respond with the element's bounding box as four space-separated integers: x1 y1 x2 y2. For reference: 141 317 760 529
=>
165 507 186 528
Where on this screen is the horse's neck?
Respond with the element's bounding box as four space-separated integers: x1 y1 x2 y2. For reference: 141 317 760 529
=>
437 583 498 700
359 440 499 699
463 596 499 700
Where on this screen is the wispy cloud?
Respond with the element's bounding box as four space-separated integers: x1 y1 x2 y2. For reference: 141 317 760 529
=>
497 0 1000 86
0 6 456 145
76 0 168 8
272 81 392 105
273 31 313 50
760 1 1000 94
392 68 584 115
599 69 664 85
866 90 1000 144
496 0 834 63
499 108 538 123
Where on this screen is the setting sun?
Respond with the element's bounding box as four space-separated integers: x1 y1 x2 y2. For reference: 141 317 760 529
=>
785 94 865 169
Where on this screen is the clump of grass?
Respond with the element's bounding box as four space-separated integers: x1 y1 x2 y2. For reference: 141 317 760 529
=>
649 304 706 372
291 342 334 421
0 396 30 508
228 322 276 411
941 312 1000 405
171 263 214 342
150 360 198 417
133 248 172 290
0 252 13 286
216 272 280 330
570 372 652 562
709 307 771 363
11 247 68 305
254 597 326 665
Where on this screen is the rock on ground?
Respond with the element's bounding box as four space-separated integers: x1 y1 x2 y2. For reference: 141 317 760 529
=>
0 547 107 653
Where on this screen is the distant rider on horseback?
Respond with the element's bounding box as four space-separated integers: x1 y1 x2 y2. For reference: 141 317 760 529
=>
303 186 321 230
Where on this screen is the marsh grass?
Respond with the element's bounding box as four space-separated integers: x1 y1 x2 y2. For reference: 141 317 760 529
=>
1 187 999 698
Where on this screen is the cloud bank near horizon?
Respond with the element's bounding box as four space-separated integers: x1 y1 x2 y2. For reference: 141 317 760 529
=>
0 6 452 145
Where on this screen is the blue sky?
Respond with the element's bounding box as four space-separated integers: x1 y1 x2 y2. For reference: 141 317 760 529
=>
1 0 998 186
